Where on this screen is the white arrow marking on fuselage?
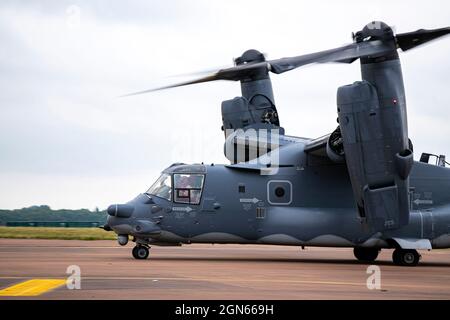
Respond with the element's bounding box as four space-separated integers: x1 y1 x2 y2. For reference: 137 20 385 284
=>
172 206 193 212
413 199 433 205
240 198 260 204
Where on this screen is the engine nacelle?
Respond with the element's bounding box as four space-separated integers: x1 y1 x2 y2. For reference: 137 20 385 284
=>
221 95 284 164
221 49 285 164
221 96 281 133
325 127 345 163
337 80 413 231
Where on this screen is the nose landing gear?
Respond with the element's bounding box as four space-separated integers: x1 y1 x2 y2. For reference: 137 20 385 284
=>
132 245 150 259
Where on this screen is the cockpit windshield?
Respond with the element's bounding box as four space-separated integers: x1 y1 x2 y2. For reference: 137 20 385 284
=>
146 172 205 204
146 173 172 201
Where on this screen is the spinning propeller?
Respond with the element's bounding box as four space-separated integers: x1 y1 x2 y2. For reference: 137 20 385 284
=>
121 22 450 97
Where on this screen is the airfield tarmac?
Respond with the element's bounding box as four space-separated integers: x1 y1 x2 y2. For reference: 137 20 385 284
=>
0 239 449 299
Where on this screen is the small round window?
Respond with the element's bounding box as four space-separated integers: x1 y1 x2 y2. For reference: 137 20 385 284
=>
267 180 292 205
275 187 285 198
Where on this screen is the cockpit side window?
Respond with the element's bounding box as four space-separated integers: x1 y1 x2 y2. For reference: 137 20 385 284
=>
146 173 172 201
173 174 204 205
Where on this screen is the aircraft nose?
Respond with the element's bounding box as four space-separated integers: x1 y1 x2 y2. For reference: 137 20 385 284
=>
107 204 134 218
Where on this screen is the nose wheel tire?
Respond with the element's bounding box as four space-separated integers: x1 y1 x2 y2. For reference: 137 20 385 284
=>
353 247 379 262
392 249 420 266
132 245 149 259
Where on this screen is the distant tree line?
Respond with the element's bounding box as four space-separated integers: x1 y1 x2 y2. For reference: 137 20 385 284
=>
0 205 108 225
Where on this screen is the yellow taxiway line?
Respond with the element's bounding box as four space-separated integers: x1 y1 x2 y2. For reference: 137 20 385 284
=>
0 279 65 297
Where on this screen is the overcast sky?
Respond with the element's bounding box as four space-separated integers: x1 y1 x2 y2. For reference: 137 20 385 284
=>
0 0 449 210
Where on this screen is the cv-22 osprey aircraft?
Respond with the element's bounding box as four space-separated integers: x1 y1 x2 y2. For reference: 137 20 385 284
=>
105 22 450 266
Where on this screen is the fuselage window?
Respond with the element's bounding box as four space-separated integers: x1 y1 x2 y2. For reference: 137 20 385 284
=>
174 174 205 205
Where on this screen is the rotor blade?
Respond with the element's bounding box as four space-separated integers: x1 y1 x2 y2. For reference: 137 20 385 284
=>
121 25 450 97
119 61 271 97
267 40 394 74
119 74 220 97
396 27 450 51
334 57 359 64
120 41 392 96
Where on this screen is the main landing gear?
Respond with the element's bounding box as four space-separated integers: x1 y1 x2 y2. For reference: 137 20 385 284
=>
392 248 421 266
353 247 380 262
132 245 150 259
353 247 421 266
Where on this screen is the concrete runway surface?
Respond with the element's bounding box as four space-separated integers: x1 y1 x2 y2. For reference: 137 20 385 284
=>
0 239 449 299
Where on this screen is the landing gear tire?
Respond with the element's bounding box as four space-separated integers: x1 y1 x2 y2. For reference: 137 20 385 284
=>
353 247 379 262
392 249 420 266
132 245 149 260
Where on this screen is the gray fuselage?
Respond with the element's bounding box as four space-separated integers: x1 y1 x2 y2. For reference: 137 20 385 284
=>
108 142 450 250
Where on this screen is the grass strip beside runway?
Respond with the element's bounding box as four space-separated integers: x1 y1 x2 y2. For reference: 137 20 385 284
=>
0 226 116 240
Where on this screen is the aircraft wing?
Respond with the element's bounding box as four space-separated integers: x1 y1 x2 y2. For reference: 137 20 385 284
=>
303 134 330 158
303 127 344 163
